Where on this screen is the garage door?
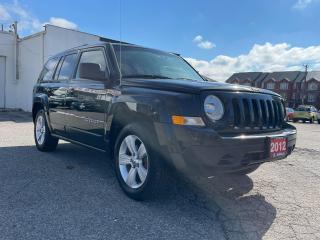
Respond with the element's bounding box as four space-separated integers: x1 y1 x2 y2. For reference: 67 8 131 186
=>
0 57 5 108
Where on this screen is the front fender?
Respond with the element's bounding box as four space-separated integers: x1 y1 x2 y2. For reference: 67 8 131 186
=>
105 86 202 146
107 86 202 126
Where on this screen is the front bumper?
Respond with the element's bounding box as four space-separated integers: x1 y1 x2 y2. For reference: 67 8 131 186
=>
154 123 297 176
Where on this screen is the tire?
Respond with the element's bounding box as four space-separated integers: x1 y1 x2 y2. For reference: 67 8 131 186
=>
114 123 163 200
232 165 260 175
293 118 298 123
310 118 314 124
34 110 59 152
303 120 306 123
318 120 320 124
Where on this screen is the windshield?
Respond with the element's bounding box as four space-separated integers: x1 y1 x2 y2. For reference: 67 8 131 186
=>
113 45 203 81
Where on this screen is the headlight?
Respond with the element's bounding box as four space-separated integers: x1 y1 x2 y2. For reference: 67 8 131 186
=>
204 95 224 121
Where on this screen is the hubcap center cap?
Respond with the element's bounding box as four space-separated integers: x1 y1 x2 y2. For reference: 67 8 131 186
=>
130 158 139 168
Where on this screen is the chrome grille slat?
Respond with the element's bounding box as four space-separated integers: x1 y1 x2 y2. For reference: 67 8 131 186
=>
264 100 270 128
266 100 274 128
257 99 263 128
238 99 246 128
248 99 255 127
278 101 284 122
273 101 279 127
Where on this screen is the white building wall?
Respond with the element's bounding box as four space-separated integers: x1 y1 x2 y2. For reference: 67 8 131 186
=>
5 24 101 112
0 31 16 109
44 25 100 61
16 33 44 111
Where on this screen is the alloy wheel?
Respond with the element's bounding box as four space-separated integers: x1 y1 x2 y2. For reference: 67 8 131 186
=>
118 135 149 189
35 115 46 145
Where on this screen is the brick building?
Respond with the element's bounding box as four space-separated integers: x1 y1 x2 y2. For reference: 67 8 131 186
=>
226 71 320 108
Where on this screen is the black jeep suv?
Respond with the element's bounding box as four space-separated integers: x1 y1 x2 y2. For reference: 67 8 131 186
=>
33 42 297 199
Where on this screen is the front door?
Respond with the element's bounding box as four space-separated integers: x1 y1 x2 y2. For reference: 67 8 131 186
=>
64 48 112 150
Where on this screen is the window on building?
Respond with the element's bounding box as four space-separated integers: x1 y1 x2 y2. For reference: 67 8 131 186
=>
266 82 275 90
243 81 251 86
76 50 107 81
56 54 78 80
292 93 296 99
308 82 318 90
39 57 59 81
308 94 316 103
280 82 289 90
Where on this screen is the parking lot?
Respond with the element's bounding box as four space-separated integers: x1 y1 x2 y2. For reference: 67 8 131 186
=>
0 111 319 240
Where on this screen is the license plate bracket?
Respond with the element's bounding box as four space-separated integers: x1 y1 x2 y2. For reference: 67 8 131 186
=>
269 137 287 159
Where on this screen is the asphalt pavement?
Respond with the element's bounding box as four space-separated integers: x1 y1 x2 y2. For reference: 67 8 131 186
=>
0 112 319 240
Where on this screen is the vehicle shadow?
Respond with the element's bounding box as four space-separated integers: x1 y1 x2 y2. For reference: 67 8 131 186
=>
0 111 32 123
156 169 277 240
0 143 276 240
190 174 276 239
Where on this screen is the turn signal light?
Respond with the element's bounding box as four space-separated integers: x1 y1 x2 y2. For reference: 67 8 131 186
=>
172 115 205 126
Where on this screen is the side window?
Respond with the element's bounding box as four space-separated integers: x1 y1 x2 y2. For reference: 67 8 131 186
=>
75 50 107 81
56 54 77 80
40 58 59 82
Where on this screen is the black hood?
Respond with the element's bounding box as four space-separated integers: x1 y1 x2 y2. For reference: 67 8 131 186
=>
121 78 280 96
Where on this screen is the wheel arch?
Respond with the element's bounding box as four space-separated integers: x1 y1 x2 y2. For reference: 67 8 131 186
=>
107 101 159 157
32 95 49 123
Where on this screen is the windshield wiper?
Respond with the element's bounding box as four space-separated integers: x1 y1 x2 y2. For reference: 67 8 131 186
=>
122 74 172 79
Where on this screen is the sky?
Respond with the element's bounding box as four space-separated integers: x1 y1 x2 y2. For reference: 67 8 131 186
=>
0 0 320 81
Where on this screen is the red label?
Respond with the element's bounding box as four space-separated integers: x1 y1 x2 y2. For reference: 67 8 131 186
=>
270 137 287 158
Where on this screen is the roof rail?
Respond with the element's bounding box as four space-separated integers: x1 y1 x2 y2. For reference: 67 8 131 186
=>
68 43 89 50
99 37 133 45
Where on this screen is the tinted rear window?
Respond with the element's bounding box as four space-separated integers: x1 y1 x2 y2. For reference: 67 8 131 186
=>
56 54 77 80
40 58 59 81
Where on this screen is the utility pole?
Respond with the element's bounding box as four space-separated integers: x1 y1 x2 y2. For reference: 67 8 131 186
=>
302 64 309 105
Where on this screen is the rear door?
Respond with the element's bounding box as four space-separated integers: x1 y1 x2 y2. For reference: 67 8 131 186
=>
49 52 79 134
38 57 67 134
64 47 112 149
54 52 78 132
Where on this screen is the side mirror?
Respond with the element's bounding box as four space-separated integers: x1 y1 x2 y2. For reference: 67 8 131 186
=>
78 63 106 81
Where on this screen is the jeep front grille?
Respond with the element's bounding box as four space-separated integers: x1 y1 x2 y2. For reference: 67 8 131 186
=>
232 98 284 130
